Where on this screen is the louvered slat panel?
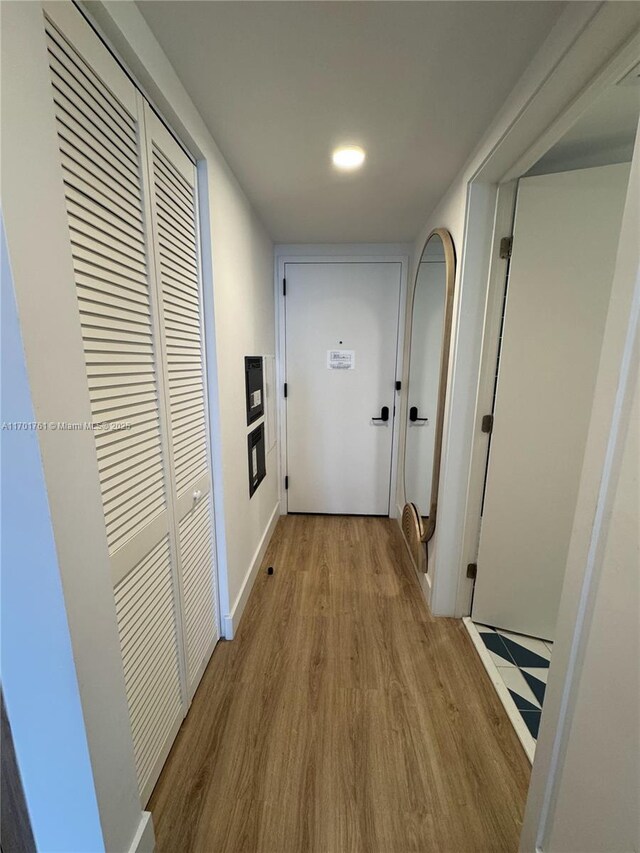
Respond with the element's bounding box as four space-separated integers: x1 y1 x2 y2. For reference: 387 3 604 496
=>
145 110 220 693
151 144 208 496
46 29 137 140
92 393 158 419
178 498 216 685
114 536 182 795
46 23 167 555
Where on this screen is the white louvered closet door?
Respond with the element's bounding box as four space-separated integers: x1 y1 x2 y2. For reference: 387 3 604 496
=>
143 107 219 698
43 2 218 805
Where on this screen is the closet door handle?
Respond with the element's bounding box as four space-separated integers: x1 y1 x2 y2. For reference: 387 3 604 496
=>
409 406 428 423
372 406 390 422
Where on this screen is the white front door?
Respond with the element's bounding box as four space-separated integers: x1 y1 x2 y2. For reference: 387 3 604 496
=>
284 262 401 514
472 163 631 640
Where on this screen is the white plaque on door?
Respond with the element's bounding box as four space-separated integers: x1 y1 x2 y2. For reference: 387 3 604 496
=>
327 349 355 370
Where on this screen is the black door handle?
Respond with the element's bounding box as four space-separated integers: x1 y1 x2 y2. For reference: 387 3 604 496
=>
409 406 428 423
372 406 389 422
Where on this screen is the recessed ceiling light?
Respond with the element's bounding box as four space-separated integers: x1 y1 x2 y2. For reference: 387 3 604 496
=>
332 145 366 171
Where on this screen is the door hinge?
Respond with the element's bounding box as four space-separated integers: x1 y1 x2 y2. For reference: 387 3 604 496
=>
481 414 494 434
395 380 402 391
285 475 289 490
466 562 478 580
284 382 288 398
499 236 513 260
283 278 287 296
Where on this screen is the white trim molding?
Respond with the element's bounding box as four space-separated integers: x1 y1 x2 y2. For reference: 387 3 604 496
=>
223 502 281 639
127 812 155 853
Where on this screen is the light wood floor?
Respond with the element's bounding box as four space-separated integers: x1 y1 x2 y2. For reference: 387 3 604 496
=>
150 516 530 853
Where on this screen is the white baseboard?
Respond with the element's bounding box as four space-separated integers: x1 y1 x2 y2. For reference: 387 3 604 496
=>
127 811 155 853
223 502 280 639
462 617 535 763
418 565 432 605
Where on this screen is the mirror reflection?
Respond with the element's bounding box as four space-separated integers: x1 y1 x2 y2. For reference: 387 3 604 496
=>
405 233 447 522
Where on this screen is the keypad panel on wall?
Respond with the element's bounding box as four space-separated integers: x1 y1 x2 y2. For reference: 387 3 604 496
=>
245 356 265 425
248 422 266 497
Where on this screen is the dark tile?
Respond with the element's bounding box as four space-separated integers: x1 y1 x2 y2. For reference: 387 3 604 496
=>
501 636 549 669
479 632 513 665
508 689 539 713
520 710 541 739
522 670 546 707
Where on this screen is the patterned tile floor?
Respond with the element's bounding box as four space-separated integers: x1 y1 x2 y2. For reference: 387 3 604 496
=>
476 624 552 740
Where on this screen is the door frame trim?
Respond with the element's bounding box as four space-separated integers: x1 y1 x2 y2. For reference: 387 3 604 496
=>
442 24 640 620
455 181 517 616
274 245 411 518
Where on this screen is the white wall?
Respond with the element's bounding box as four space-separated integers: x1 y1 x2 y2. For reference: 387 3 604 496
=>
199 151 278 636
548 370 638 852
81 1 279 636
1 222 105 853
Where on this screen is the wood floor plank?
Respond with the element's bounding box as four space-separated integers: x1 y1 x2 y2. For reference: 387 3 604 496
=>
149 516 530 852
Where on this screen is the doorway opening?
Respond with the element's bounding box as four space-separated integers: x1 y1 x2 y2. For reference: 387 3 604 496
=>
466 79 639 759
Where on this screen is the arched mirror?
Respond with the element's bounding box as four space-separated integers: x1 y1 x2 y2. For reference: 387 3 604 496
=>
402 229 456 573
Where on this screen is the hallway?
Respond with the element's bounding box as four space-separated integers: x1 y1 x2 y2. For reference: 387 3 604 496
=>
149 516 530 852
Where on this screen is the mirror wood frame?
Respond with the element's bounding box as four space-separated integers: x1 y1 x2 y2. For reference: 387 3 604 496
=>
402 227 456 573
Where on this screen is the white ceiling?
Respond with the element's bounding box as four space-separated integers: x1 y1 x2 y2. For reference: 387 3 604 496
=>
137 1 566 243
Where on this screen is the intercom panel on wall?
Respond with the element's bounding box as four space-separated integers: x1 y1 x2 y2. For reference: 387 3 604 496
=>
245 356 264 425
248 423 266 497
